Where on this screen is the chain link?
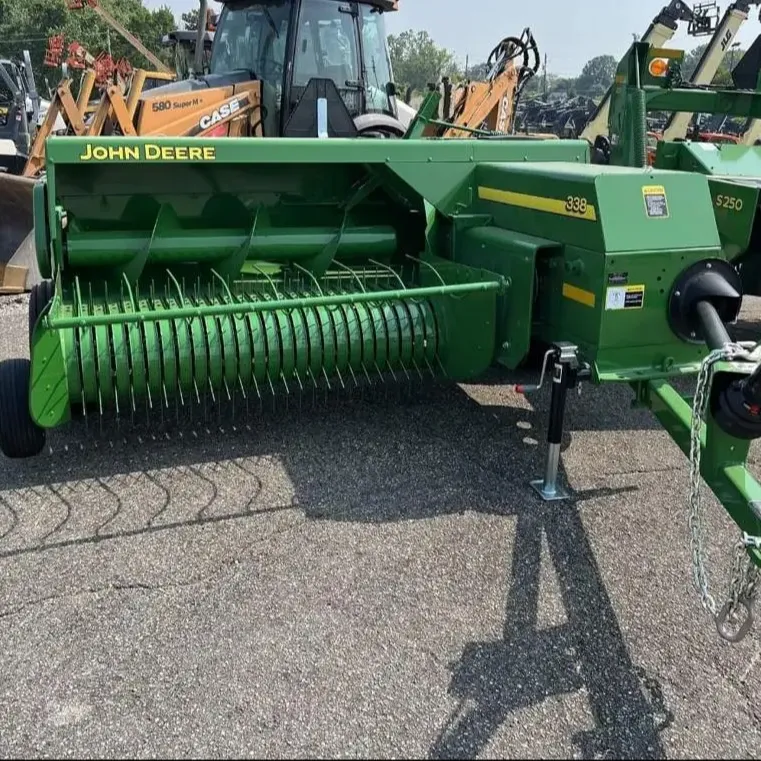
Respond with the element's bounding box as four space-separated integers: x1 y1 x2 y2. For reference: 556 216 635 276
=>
688 342 761 642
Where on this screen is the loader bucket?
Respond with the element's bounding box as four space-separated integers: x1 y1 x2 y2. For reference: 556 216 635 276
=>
24 134 588 439
0 172 34 293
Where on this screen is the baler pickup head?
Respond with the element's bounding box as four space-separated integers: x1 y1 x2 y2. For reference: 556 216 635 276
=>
20 134 592 452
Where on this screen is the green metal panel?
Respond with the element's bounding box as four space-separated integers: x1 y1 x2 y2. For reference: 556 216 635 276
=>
661 142 761 178
468 160 723 380
44 135 590 168
452 227 560 369
706 178 759 263
652 141 761 291
531 244 717 382
474 162 720 254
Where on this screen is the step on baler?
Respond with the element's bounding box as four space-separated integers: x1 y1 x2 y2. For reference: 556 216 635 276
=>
6 129 761 643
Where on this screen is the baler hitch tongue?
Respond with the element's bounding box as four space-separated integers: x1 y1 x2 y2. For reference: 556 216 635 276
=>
644 257 761 643
684 309 761 644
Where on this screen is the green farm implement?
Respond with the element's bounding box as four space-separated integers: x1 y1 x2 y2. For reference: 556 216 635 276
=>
603 39 761 297
7 124 761 641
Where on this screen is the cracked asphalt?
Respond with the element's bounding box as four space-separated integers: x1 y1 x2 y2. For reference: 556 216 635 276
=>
1 292 761 758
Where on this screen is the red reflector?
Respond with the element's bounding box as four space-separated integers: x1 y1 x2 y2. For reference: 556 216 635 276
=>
205 125 227 137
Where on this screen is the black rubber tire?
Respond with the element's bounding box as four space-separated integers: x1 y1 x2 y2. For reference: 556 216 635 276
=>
358 128 404 138
0 358 46 459
28 279 53 347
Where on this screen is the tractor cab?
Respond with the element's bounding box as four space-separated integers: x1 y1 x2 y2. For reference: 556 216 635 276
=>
209 0 404 136
162 29 216 81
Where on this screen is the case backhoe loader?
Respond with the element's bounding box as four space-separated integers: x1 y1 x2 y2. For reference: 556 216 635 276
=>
0 0 538 293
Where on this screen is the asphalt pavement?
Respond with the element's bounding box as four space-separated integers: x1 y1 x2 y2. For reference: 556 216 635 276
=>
0 292 760 758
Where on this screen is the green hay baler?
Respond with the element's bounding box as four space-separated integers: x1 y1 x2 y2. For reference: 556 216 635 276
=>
6 128 761 642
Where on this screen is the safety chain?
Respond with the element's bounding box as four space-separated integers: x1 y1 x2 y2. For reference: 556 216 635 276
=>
689 342 761 643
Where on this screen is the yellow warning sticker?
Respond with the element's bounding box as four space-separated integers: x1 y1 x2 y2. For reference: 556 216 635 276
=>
642 185 669 219
605 284 645 311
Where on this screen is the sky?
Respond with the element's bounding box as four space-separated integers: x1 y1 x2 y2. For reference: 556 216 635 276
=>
144 0 761 77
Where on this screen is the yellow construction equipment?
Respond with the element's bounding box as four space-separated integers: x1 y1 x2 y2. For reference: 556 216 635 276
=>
437 29 540 138
0 0 537 293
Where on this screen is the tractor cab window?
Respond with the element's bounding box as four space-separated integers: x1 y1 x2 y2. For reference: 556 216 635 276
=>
360 4 394 114
292 0 359 89
209 1 289 90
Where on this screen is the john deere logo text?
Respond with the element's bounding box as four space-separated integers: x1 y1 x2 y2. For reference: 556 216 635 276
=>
78 143 216 162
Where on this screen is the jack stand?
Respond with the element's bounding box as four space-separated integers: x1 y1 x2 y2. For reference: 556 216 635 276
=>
530 342 581 502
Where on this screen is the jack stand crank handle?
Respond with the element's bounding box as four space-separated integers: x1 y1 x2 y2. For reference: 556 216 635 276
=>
531 342 581 502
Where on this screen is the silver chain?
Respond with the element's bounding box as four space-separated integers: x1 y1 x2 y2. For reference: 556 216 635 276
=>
688 342 761 642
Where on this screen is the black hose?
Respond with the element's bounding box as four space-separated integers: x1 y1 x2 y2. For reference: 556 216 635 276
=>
695 300 732 351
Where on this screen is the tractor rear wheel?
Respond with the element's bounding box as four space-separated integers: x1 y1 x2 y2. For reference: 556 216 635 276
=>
0 358 45 459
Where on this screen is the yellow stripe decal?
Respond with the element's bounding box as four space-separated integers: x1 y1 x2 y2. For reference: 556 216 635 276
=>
478 186 597 221
650 47 682 59
562 282 596 308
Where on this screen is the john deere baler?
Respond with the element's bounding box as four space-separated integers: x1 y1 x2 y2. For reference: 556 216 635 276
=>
7 133 761 641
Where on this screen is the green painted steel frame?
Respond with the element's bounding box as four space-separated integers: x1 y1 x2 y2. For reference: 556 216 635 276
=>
44 134 590 167
635 372 761 565
608 41 761 168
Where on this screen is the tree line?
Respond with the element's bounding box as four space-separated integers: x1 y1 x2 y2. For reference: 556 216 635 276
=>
387 30 746 103
0 1 746 105
0 0 176 95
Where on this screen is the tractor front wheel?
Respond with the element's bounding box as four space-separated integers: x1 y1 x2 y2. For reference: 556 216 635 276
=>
0 358 45 459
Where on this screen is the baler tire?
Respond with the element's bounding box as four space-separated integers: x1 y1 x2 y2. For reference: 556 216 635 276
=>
0 358 45 459
28 279 53 347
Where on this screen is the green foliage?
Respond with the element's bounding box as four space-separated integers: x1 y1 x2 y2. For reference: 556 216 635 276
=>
387 30 460 95
465 60 490 81
683 42 745 86
575 54 617 96
0 0 177 96
391 40 612 103
181 8 200 31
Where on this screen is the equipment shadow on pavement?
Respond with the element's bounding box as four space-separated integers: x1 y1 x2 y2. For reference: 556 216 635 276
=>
428 499 671 761
0 376 669 758
0 377 652 554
